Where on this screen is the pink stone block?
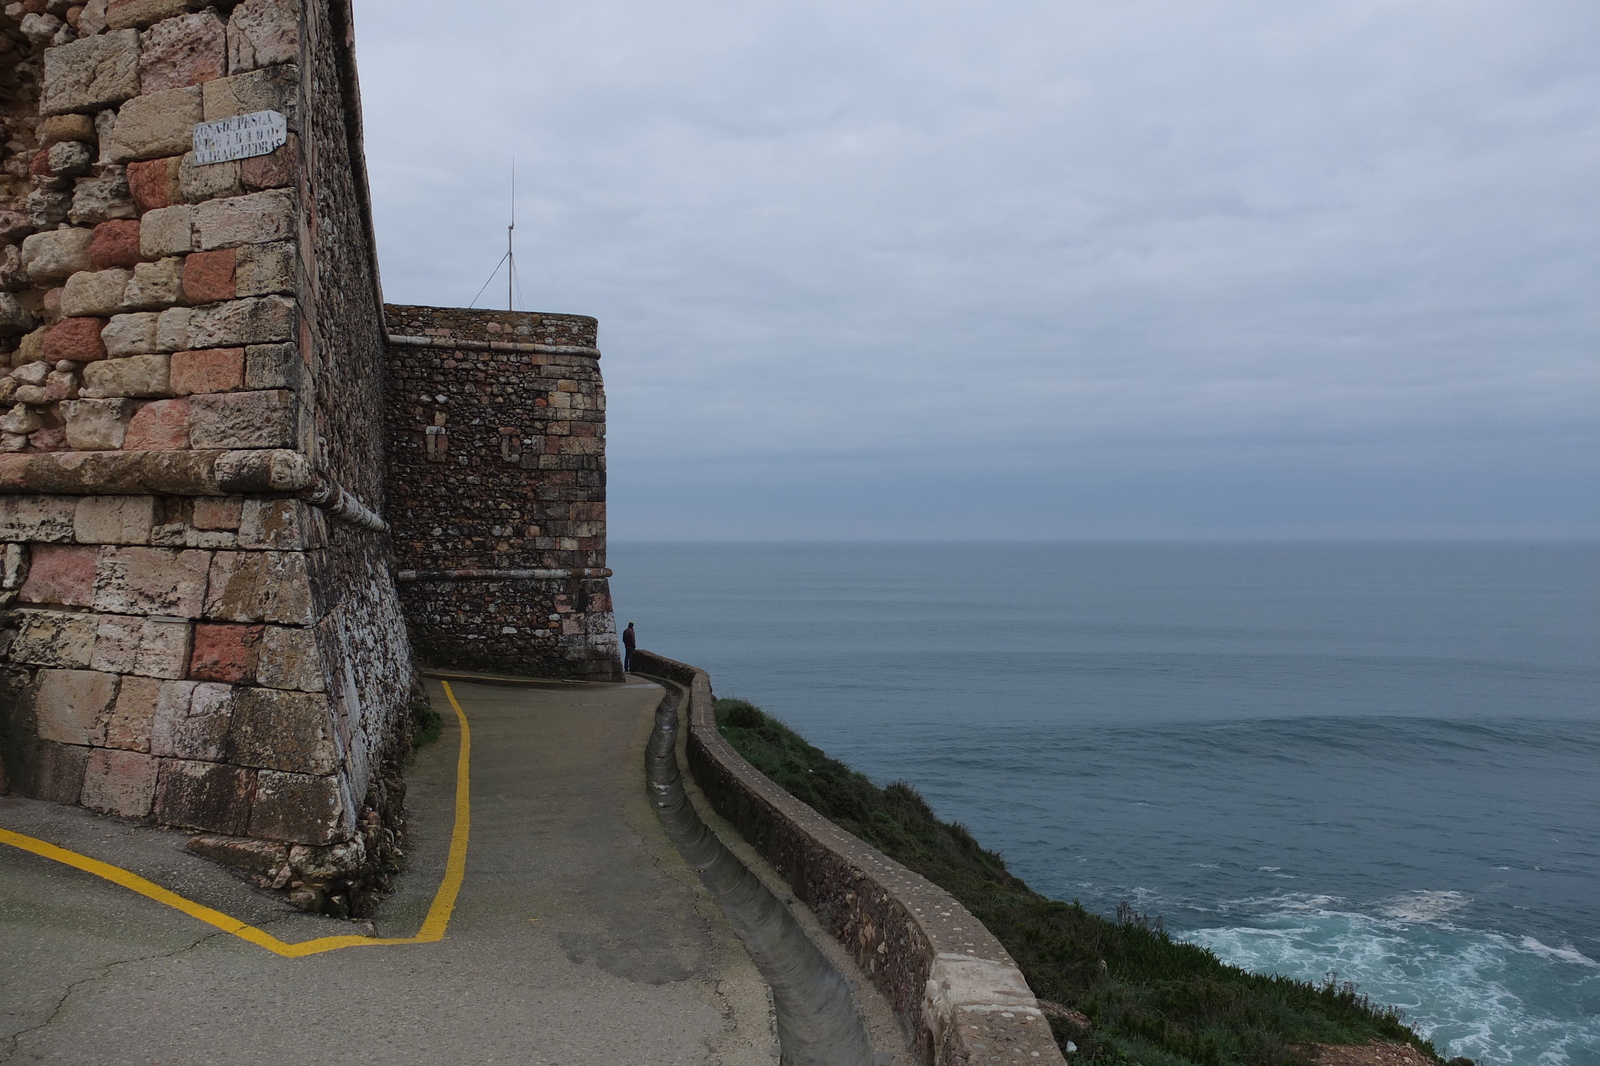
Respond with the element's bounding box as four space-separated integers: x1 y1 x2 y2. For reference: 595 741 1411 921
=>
188 621 262 682
170 347 244 395
123 398 191 450
181 249 236 304
81 748 159 817
19 544 98 606
192 497 243 531
41 316 109 362
126 156 182 213
139 10 227 93
90 219 145 270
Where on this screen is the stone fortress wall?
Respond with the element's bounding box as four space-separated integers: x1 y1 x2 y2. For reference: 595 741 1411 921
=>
0 0 619 906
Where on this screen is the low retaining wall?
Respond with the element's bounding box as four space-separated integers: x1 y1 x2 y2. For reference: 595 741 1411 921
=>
634 650 1067 1066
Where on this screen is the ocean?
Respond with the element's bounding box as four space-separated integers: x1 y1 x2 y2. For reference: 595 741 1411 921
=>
608 541 1600 1066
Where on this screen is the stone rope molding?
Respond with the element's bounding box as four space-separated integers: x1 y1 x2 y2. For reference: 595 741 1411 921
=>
384 334 602 359
634 649 1068 1066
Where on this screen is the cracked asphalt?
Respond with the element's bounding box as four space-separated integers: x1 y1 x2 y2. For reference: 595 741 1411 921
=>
0 677 778 1066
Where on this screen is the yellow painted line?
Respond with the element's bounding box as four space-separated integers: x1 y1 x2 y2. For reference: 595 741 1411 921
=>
0 680 474 959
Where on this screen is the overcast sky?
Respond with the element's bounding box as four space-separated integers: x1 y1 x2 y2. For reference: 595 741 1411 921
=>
352 0 1598 540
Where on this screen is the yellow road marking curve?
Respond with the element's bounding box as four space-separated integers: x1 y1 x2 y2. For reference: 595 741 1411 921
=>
0 681 473 959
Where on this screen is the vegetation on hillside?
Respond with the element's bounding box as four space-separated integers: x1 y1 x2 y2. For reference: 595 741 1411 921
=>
715 697 1447 1066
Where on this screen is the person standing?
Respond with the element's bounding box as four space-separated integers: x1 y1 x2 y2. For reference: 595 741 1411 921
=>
622 622 636 672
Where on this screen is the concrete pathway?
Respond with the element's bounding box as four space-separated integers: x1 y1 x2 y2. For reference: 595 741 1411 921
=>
0 677 777 1066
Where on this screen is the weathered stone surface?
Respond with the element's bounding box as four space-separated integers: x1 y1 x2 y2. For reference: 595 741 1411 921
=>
45 142 97 185
88 613 190 678
82 352 171 397
250 770 348 846
21 227 94 282
250 626 325 697
18 545 99 607
12 741 90 805
41 114 100 146
126 155 181 212
240 138 296 191
0 496 79 541
92 545 209 617
69 167 139 225
102 311 161 356
106 85 203 162
202 63 296 124
80 747 160 817
41 315 109 361
60 267 132 317
89 219 144 270
103 674 162 751
185 833 288 875
139 10 226 92
182 248 235 303
170 347 243 395
237 496 307 549
151 678 230 759
188 621 261 682
34 667 119 745
121 256 184 310
0 295 35 338
41 30 142 116
153 756 254 834
107 0 203 31
0 404 43 436
203 550 312 624
156 305 192 350
233 241 292 297
226 0 299 73
139 203 194 258
8 608 98 665
74 495 156 543
188 388 293 447
178 151 243 204
186 295 294 348
193 190 294 250
61 397 136 449
123 397 191 449
21 187 73 232
242 340 300 390
193 497 243 530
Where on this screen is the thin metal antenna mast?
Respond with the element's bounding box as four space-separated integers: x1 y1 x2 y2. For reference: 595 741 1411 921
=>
507 158 516 311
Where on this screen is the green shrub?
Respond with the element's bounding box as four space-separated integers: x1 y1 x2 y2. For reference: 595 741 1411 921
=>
715 697 1442 1066
410 700 443 750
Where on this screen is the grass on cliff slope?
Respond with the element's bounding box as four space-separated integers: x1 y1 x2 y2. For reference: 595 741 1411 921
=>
715 697 1447 1066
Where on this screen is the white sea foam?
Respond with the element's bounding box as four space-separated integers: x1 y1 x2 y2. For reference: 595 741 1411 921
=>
1512 936 1599 970
1377 889 1473 923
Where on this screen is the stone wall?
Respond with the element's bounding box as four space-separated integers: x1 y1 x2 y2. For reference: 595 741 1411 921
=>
0 0 415 908
384 304 621 682
634 649 1069 1066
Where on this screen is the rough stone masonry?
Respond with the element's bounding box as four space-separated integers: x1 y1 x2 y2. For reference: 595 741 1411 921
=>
0 0 620 911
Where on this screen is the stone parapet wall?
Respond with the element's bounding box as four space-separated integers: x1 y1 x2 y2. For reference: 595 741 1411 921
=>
634 649 1068 1066
0 0 415 906
384 304 620 682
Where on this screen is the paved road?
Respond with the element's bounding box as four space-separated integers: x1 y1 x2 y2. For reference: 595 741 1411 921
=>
0 677 777 1065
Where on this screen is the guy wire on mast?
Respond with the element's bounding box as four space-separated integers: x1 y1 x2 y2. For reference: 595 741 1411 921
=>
468 159 521 311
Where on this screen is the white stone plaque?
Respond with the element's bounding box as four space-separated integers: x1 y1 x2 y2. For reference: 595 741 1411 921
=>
192 110 288 165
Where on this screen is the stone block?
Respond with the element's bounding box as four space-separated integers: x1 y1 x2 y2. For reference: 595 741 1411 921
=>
82 352 172 398
150 678 229 759
202 549 312 624
202 64 297 124
104 674 162 751
0 496 78 541
186 295 294 348
34 667 119 744
41 316 108 362
70 168 139 226
106 86 203 163
255 624 323 691
233 241 292 297
124 397 191 449
237 496 306 549
89 612 143 672
227 686 334 774
60 397 136 449
139 10 226 92
18 544 98 607
102 311 161 356
40 30 142 116
40 114 100 146
61 267 132 317
170 347 242 395
250 770 348 846
92 545 209 617
121 256 185 310
90 219 144 270
0 295 33 339
185 833 289 875
21 227 94 282
226 0 299 73
139 203 194 258
81 748 159 817
181 249 235 304
240 140 295 192
187 388 293 448
178 151 243 204
153 757 254 834
15 741 90 805
107 0 203 31
193 497 243 530
135 616 193 678
193 190 294 250
8 608 98 665
126 155 181 212
156 305 192 350
240 343 300 393
74 495 156 543
188 621 261 682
